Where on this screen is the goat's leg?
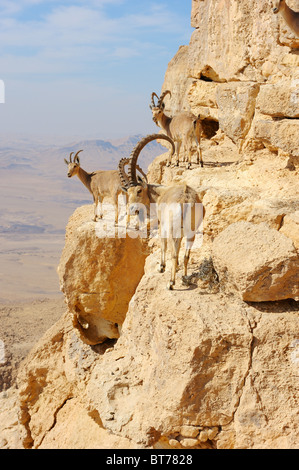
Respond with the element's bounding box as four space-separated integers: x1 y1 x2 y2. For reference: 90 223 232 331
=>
97 197 103 220
197 143 203 168
187 146 192 170
113 196 119 226
182 236 195 285
159 237 167 273
175 141 181 166
167 237 182 290
166 150 172 167
93 194 100 221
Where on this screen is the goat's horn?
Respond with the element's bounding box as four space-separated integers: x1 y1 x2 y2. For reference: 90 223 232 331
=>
118 158 148 188
128 134 175 186
74 149 83 159
158 90 171 108
69 152 74 162
151 92 159 108
118 157 130 189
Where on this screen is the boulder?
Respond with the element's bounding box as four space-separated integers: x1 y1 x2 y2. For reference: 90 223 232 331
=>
280 211 299 251
253 118 299 157
256 78 299 118
57 205 149 345
216 82 260 144
212 221 299 301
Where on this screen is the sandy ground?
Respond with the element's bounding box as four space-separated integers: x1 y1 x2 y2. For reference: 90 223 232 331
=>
0 297 66 390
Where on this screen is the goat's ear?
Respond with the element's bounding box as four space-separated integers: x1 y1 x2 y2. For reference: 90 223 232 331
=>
137 176 146 185
121 186 128 194
74 156 80 165
139 177 148 189
64 158 69 165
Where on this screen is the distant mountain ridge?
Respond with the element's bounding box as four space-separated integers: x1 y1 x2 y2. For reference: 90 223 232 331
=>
0 134 166 173
58 134 165 171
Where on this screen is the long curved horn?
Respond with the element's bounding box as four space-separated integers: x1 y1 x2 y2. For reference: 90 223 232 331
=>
74 149 83 163
128 134 175 186
69 151 74 163
118 158 148 189
74 149 83 159
158 90 171 108
150 92 159 108
118 157 130 189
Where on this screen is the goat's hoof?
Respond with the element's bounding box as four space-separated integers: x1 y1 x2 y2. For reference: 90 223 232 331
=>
167 281 174 290
166 162 171 167
158 265 165 273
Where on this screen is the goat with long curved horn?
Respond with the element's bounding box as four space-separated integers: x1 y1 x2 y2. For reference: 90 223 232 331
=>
127 133 175 187
121 134 204 290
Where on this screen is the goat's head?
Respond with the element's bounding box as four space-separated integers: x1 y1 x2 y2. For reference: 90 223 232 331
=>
118 134 175 215
150 90 171 124
64 150 83 177
272 0 284 13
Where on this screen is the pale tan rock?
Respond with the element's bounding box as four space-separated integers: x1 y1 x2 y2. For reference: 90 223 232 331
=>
57 205 149 345
207 427 219 440
212 221 299 301
168 438 181 448
180 438 199 448
216 82 260 144
180 425 200 438
86 255 253 446
256 78 299 118
198 429 209 442
280 211 299 250
254 118 299 157
189 0 286 82
0 388 23 449
160 45 192 115
230 309 299 449
188 80 218 110
16 233 299 450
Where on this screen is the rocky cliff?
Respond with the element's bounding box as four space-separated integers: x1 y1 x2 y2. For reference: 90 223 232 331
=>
7 0 299 449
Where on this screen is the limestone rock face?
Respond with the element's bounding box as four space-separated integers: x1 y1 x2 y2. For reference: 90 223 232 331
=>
280 211 299 250
86 255 252 447
216 82 260 145
57 205 149 345
16 249 299 449
212 221 299 302
256 77 299 118
162 0 299 162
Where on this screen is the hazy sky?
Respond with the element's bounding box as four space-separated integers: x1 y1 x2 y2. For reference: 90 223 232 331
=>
0 0 193 141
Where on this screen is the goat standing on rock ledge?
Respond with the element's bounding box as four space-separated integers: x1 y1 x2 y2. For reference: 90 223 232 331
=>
64 150 124 224
150 90 203 169
119 134 205 290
